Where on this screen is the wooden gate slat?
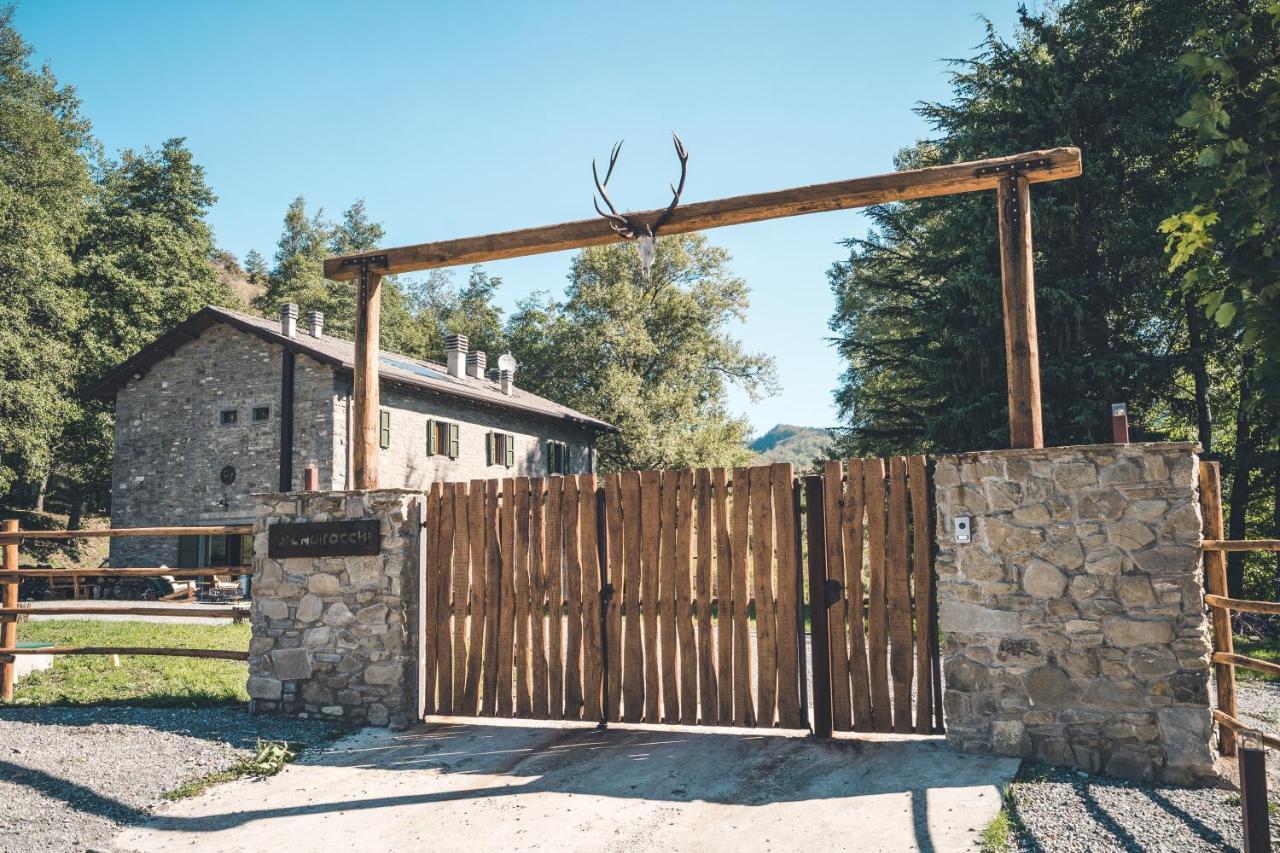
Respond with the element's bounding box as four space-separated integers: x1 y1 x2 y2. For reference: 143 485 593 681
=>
887 457 914 734
513 477 532 717
658 471 681 723
695 468 718 724
495 478 517 716
749 465 777 726
528 478 548 719
823 461 852 731
621 471 645 722
451 482 471 707
579 474 604 722
907 455 935 734
863 458 892 732
730 467 754 726
422 483 441 715
675 469 698 725
639 470 662 723
844 459 873 730
481 479 501 715
435 482 456 714
712 467 734 725
464 480 488 717
545 476 564 719
604 473 624 722
772 463 802 728
562 474 584 719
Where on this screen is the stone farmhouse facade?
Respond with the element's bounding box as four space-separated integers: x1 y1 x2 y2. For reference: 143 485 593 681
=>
89 304 616 570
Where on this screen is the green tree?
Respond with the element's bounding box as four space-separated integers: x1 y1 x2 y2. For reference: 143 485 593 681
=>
0 5 95 497
253 196 333 318
506 234 777 471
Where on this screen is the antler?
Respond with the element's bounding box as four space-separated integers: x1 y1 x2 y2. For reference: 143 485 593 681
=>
591 133 689 239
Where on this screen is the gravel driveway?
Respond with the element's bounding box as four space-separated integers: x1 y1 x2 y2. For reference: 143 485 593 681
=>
0 706 336 853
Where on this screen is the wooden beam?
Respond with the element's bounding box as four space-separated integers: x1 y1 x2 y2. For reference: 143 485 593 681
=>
1214 651 1280 680
1213 709 1280 752
1198 460 1236 755
0 606 249 619
1204 594 1280 616
0 524 253 542
2 568 252 579
0 646 249 661
996 174 1044 449
2 520 16 701
324 148 1082 279
1203 539 1280 552
352 266 382 490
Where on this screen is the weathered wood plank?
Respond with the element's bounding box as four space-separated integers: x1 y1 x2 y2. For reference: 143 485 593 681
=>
422 483 441 715
750 465 777 726
528 478 549 719
658 470 681 723
863 458 892 732
886 457 914 734
545 476 565 719
695 468 717 724
1199 461 1236 755
844 459 873 730
324 149 1083 279
562 474 584 719
604 473 625 722
907 456 935 734
451 482 471 707
639 470 662 723
730 467 754 726
513 477 532 717
712 467 734 725
480 479 502 715
771 463 801 728
997 174 1044 449
621 470 645 722
436 482 456 714
823 460 852 731
579 474 603 722
495 478 517 716
675 469 698 725
462 480 487 716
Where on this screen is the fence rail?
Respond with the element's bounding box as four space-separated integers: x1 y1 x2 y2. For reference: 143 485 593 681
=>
0 518 253 702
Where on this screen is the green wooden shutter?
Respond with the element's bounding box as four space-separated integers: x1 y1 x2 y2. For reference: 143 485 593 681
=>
449 423 460 459
505 434 515 467
427 419 436 455
486 432 494 465
546 443 553 474
379 410 391 449
563 443 571 474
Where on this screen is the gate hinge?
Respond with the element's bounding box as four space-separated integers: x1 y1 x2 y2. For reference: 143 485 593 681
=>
824 578 843 608
339 253 389 271
975 157 1052 178
600 583 615 607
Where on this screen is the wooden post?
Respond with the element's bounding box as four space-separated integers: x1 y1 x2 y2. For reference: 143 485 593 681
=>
1198 460 1236 755
996 174 1044 449
352 265 382 490
804 476 833 739
2 519 18 701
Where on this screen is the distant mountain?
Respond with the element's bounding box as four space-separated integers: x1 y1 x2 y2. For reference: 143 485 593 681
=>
748 424 833 471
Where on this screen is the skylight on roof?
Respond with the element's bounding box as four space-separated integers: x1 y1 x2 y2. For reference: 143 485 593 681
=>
381 355 451 382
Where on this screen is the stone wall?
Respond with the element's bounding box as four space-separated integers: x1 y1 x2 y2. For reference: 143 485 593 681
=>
934 442 1215 784
248 489 421 729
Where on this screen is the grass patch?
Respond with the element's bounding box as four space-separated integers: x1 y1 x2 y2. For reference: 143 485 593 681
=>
980 807 1012 853
162 740 297 801
12 619 251 707
1233 634 1279 683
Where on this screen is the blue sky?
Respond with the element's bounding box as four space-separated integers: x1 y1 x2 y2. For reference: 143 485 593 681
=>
16 1 1025 435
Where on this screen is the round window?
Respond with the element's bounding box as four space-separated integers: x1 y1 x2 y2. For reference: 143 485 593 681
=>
220 465 237 486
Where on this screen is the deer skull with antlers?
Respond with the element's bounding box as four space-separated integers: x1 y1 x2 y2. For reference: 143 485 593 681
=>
593 133 688 275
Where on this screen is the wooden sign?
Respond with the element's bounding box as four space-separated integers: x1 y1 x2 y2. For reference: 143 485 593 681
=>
267 520 380 558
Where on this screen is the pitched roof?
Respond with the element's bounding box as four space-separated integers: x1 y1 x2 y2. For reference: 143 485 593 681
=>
87 305 618 433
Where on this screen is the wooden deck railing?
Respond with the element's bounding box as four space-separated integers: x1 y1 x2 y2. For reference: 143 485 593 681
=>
1197 462 1279 757
0 519 254 702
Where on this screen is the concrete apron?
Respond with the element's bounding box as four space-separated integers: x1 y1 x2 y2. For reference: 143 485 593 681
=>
115 720 1019 853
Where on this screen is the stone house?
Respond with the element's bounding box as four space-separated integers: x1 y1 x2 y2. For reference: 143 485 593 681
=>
88 304 616 570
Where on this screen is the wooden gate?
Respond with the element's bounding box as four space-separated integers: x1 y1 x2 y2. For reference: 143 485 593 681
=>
420 459 942 733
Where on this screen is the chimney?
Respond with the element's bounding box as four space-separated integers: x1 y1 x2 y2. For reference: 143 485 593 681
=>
445 333 468 378
306 309 324 338
280 303 298 337
466 350 486 379
499 368 514 396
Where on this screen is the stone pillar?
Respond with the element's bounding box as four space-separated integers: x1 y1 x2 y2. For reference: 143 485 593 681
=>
934 442 1215 784
247 489 421 729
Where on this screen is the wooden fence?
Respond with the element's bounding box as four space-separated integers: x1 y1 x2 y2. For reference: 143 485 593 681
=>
0 520 252 701
1197 461 1280 756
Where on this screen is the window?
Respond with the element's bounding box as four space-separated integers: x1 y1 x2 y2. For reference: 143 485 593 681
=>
219 409 238 425
427 420 460 460
487 432 516 467
252 405 270 422
380 410 391 449
547 441 571 475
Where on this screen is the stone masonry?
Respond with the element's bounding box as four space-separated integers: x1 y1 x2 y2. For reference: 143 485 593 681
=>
934 442 1215 784
248 489 421 729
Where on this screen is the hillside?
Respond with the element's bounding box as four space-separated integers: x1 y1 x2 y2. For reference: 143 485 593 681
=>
748 424 832 471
